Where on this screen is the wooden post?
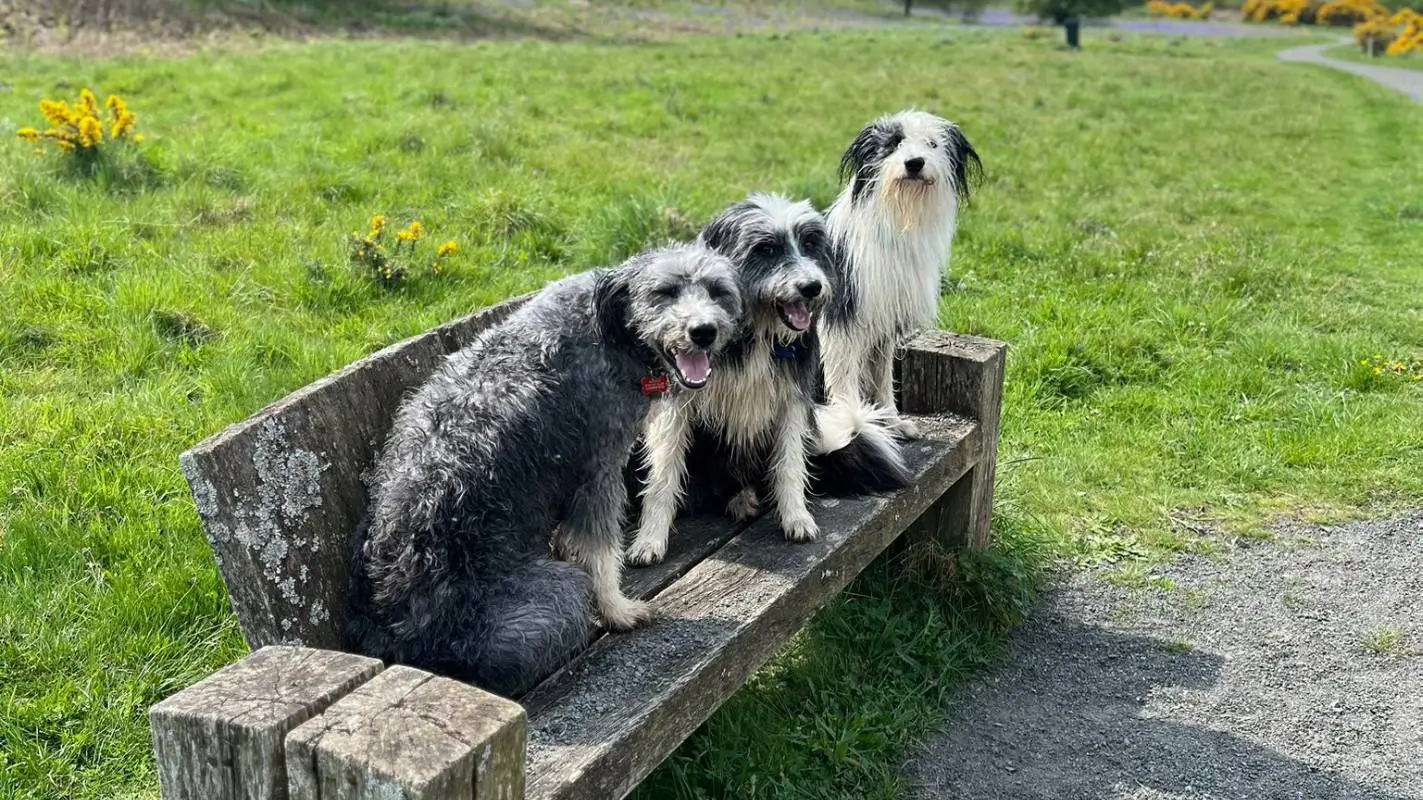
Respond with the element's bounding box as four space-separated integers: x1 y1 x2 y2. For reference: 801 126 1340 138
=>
898 331 1007 550
285 665 527 800
149 646 383 800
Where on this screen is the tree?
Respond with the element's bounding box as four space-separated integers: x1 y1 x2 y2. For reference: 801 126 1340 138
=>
1014 0 1134 47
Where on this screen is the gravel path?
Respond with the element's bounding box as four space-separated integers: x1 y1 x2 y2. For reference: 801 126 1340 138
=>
904 512 1423 799
1278 39 1423 104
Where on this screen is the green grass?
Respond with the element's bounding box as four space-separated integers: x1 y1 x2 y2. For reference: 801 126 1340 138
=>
1327 42 1423 69
2 26 1423 800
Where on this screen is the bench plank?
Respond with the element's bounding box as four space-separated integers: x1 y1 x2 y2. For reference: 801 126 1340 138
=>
285 665 526 800
150 646 383 800
520 414 980 800
180 300 526 650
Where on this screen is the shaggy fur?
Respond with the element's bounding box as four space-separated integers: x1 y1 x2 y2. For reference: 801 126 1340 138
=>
819 109 982 442
626 194 910 567
346 244 741 696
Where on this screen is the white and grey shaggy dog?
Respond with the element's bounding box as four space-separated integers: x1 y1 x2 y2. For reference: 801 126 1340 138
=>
626 194 910 567
346 244 742 696
819 109 982 443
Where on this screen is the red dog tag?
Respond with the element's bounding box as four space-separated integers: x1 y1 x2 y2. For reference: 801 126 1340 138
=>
641 375 670 397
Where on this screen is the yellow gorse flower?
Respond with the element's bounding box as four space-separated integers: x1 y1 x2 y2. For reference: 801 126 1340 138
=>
397 221 425 242
436 241 459 257
18 88 142 155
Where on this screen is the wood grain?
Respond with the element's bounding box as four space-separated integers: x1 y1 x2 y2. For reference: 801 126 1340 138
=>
149 646 383 800
285 665 526 800
898 331 1007 549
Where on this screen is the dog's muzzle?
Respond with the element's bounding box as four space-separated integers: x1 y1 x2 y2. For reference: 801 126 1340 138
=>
776 280 823 333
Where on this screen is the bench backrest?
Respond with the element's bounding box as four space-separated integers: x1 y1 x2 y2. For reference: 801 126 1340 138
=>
181 298 528 650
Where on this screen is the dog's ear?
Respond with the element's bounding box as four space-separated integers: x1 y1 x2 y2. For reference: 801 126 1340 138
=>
698 211 738 259
839 120 897 204
592 267 635 347
942 123 984 204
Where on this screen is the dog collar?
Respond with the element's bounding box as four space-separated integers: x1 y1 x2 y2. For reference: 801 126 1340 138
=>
772 343 797 362
639 371 670 398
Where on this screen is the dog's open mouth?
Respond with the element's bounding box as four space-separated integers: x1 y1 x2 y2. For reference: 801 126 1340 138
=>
777 302 813 333
671 348 712 389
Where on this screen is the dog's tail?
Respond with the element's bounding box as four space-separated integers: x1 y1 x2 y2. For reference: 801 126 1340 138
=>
450 558 594 697
811 401 912 496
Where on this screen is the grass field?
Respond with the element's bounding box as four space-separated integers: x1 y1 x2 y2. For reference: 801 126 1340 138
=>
2 24 1423 800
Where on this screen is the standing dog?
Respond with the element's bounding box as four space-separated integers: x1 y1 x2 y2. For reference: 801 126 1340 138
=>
346 244 741 696
819 109 982 441
627 194 910 567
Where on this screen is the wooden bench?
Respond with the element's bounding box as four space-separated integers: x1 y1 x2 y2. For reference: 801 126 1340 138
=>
149 293 1006 800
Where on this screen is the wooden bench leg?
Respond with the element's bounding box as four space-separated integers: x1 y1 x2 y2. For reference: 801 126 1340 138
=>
898 331 1007 551
149 646 384 800
285 665 527 800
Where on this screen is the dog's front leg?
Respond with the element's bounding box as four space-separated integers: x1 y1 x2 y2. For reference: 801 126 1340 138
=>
772 404 818 543
869 342 920 440
627 402 692 567
563 465 652 632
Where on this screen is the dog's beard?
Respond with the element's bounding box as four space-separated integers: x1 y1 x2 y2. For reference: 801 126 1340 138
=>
880 177 941 234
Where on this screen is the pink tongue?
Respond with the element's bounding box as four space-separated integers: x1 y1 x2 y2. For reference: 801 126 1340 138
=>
674 350 711 384
784 303 812 332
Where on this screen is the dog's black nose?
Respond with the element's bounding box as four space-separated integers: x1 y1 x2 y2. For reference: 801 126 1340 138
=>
799 281 823 300
905 157 925 175
688 324 718 348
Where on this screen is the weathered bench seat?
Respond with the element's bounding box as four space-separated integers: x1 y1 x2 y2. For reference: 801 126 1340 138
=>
151 294 1005 800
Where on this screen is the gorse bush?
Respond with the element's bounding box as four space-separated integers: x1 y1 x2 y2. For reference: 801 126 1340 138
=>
1349 5 1423 54
1316 0 1387 25
1146 0 1214 19
348 213 459 288
16 89 140 160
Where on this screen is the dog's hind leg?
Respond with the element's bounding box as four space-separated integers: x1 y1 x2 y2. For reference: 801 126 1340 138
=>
771 403 819 543
562 463 653 632
628 403 692 567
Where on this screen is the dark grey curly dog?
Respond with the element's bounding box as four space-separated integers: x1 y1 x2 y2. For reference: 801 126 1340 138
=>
346 243 742 696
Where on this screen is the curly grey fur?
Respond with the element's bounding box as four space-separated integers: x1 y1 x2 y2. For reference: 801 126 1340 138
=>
346 244 741 697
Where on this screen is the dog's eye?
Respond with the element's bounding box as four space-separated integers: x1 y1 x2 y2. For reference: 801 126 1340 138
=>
928 139 939 149
651 285 679 301
708 283 735 302
799 234 823 253
753 242 779 258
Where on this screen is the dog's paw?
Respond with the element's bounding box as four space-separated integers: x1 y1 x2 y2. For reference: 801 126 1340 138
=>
727 488 759 522
625 536 667 567
887 415 921 441
601 597 654 632
782 514 819 543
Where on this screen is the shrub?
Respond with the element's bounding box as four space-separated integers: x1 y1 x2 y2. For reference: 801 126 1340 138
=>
1242 0 1316 23
1147 0 1214 18
1354 15 1398 51
1387 8 1423 54
15 89 141 163
348 214 459 288
1316 0 1387 26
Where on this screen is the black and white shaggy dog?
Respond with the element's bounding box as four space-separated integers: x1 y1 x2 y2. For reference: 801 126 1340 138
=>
346 244 742 696
626 194 910 567
819 109 982 442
